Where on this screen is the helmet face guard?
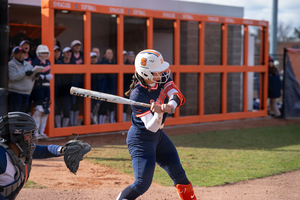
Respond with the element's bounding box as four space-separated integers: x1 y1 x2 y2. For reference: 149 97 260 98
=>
135 49 171 84
4 112 38 158
36 44 50 61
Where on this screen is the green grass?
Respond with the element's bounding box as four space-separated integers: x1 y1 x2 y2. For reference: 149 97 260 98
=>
23 180 46 189
86 124 300 187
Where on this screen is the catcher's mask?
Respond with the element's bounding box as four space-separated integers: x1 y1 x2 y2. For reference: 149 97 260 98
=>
0 112 38 158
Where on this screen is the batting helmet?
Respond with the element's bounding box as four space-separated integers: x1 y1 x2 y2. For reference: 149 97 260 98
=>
36 44 50 60
135 49 170 84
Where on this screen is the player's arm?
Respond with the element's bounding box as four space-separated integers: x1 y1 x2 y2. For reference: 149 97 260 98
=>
164 80 185 107
32 144 62 159
140 102 166 133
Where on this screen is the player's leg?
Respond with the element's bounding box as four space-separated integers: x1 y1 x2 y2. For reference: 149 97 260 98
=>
39 89 50 138
156 131 197 200
116 126 158 199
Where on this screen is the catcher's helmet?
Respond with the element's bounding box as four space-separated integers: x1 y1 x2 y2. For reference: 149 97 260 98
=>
0 112 37 158
36 44 50 60
135 49 170 84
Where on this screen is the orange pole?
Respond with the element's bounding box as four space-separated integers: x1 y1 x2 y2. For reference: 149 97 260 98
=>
263 26 269 114
199 22 205 115
199 22 205 66
83 12 91 125
174 19 180 66
222 24 228 114
147 17 153 49
117 15 124 122
243 25 249 112
41 4 54 137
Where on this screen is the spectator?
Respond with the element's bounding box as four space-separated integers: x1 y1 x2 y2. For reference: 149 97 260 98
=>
70 40 84 126
71 40 83 64
54 47 75 127
19 40 36 64
123 51 135 121
90 52 104 124
123 50 127 63
54 45 62 64
125 51 135 65
31 45 52 139
7 47 38 113
268 56 282 118
20 40 37 115
92 47 101 63
90 52 98 64
99 49 117 123
54 37 61 48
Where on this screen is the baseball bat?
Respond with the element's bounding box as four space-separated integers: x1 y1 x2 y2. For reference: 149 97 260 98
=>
70 87 175 114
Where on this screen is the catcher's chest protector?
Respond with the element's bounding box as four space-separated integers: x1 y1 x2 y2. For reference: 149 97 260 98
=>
0 143 32 200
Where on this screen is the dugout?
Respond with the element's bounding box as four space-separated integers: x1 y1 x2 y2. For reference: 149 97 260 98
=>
7 0 269 138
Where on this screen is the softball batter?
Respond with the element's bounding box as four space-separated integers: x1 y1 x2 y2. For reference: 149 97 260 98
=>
116 50 197 200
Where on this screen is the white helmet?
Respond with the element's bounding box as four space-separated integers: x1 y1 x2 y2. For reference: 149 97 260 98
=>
36 44 50 60
135 49 170 84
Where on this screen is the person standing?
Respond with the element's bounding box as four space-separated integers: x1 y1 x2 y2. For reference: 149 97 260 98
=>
99 48 117 123
116 49 197 200
8 47 37 113
31 45 52 139
92 47 101 63
70 40 84 126
19 40 36 64
123 51 135 121
268 56 282 118
54 47 75 127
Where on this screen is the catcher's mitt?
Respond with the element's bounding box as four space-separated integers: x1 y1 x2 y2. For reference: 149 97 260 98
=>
61 133 91 174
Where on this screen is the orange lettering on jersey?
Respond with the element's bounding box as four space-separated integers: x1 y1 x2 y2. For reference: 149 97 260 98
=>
141 58 147 66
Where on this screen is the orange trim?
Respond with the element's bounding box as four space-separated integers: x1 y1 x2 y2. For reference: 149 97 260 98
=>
41 0 268 138
136 110 151 118
24 164 28 183
140 50 160 57
138 82 158 90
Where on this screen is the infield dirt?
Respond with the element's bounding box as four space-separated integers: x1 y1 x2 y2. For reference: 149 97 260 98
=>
18 117 300 200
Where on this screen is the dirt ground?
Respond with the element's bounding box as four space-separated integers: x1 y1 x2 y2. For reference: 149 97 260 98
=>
18 117 300 200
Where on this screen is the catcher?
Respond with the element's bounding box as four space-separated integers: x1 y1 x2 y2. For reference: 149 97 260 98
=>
0 112 91 200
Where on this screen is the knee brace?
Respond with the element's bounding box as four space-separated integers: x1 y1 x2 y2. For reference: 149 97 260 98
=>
176 182 197 200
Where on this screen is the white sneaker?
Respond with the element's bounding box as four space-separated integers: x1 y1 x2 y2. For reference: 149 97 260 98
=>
40 133 49 139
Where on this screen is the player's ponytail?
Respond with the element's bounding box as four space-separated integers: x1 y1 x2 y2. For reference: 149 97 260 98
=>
125 72 151 97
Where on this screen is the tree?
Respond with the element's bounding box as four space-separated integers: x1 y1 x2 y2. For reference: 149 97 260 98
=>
294 27 300 39
277 21 294 41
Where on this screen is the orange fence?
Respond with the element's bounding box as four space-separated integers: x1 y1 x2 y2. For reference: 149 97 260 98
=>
41 0 269 138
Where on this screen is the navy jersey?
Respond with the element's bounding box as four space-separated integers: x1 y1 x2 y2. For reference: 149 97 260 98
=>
72 51 84 64
24 52 36 65
32 58 51 85
130 77 172 130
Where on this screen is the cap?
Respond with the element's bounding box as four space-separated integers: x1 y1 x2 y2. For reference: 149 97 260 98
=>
62 47 72 53
71 40 81 48
127 51 135 56
90 52 97 57
269 56 274 62
54 45 61 51
123 50 127 54
13 46 25 54
19 40 30 46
